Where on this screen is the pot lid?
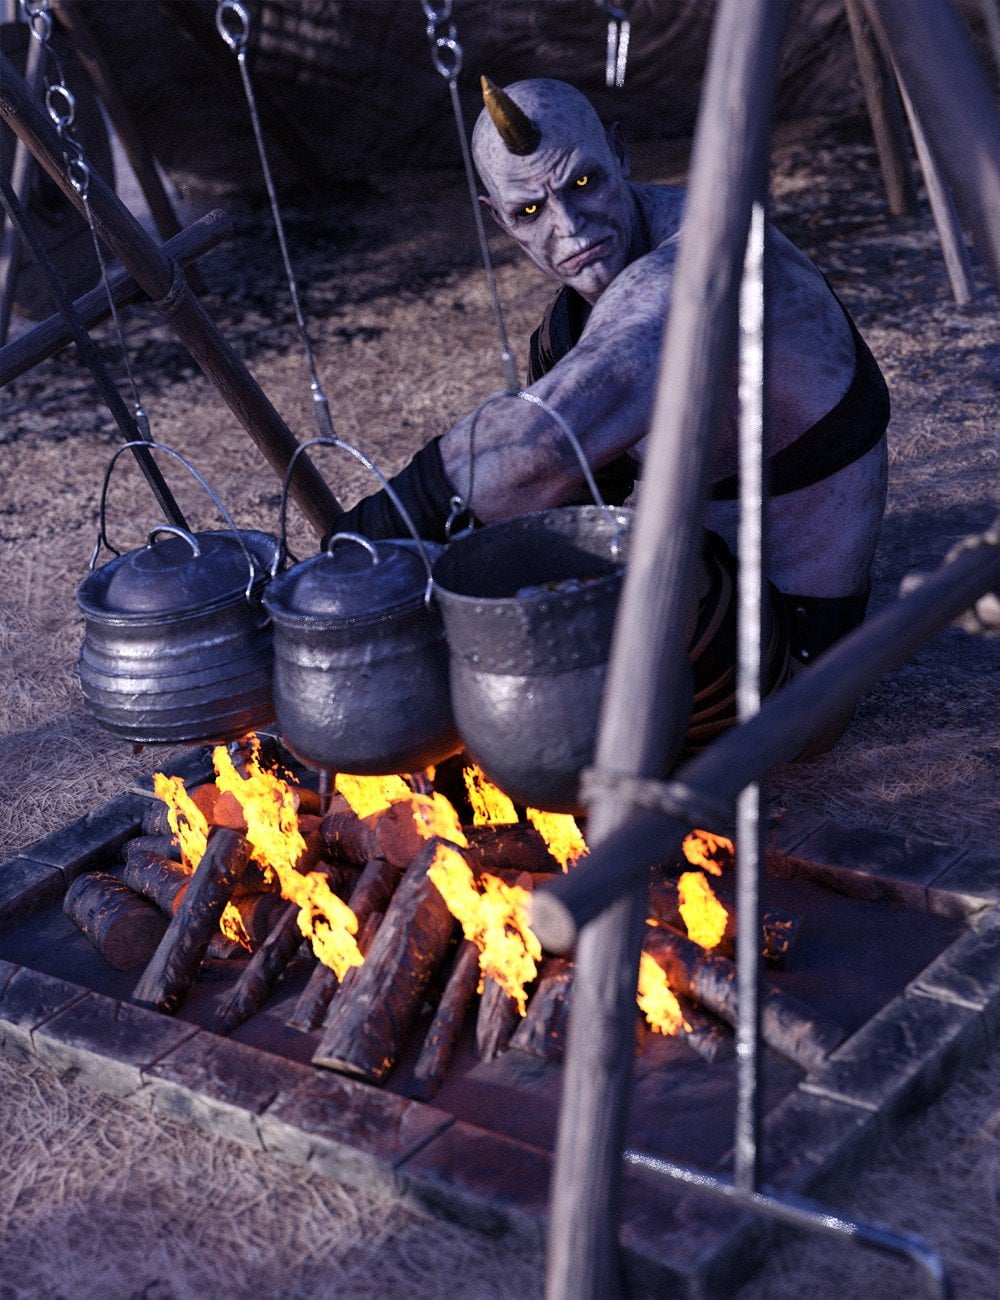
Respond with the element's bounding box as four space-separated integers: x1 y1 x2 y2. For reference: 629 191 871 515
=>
95 529 267 615
266 535 430 619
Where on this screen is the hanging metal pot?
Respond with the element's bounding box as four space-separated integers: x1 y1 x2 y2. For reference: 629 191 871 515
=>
77 443 279 744
263 437 460 774
431 391 632 812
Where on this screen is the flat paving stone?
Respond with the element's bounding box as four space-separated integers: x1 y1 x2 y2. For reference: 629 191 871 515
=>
801 990 986 1119
258 1070 453 1195
0 965 87 1058
144 1032 315 1147
766 809 830 856
719 1087 877 1195
18 792 151 884
0 857 65 930
926 848 1000 919
766 821 965 910
908 907 1000 1037
398 1120 549 1242
32 991 198 1097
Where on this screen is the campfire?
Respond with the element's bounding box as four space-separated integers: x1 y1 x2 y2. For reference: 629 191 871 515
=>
62 733 837 1097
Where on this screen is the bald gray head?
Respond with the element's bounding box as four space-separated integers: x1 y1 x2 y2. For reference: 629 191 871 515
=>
472 78 638 305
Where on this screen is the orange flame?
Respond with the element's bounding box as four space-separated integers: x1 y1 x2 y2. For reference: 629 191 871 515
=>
464 763 518 826
150 771 252 947
637 952 688 1036
335 772 412 820
525 808 588 872
408 792 469 848
151 772 207 869
213 745 363 978
681 829 733 877
427 842 540 1014
677 870 728 949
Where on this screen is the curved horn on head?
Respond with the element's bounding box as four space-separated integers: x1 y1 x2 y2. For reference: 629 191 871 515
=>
480 76 541 156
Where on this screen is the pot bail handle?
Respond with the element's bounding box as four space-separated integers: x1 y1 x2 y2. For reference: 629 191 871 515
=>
91 441 260 600
275 437 437 599
146 525 203 556
324 531 380 565
452 389 625 558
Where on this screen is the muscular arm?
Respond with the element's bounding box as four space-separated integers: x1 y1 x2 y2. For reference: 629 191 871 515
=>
440 248 678 522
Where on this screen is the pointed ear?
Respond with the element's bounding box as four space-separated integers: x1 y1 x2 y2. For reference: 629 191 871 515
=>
607 121 631 179
478 193 507 231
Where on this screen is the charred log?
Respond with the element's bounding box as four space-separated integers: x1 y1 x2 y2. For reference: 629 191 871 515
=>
321 800 428 870
64 872 169 971
462 822 560 875
475 975 522 1062
410 939 480 1101
132 828 250 1014
214 902 302 1033
642 924 845 1071
509 957 574 1064
313 842 457 1081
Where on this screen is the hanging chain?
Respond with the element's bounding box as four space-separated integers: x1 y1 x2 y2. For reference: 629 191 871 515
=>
215 0 337 444
596 2 631 88
21 0 151 439
419 0 520 396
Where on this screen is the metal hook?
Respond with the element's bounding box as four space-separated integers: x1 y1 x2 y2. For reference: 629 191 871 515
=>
215 0 251 54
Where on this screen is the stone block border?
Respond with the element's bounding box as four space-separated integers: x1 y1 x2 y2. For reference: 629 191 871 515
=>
2 776 1000 1294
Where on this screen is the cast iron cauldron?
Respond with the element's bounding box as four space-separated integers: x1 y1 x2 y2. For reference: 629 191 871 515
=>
76 444 278 744
263 435 460 774
432 504 632 813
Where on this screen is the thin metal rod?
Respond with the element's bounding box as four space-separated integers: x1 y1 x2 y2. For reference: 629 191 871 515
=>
0 22 43 344
891 58 975 305
544 3 790 1296
864 0 1000 293
623 1148 952 1299
733 197 767 1194
0 169 187 528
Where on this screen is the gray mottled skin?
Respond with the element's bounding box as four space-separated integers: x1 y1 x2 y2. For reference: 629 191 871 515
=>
439 79 887 598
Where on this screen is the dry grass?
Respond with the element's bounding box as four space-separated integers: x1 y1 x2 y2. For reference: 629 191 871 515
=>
0 116 998 1295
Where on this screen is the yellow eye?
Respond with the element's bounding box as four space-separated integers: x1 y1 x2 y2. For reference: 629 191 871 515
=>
575 175 590 188
522 202 539 217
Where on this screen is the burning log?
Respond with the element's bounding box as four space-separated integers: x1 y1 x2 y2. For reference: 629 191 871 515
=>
648 874 802 970
313 841 457 1081
476 975 522 1062
132 828 250 1014
321 800 429 870
64 872 170 971
671 998 734 1064
287 856 403 1032
462 822 560 875
214 902 302 1034
126 833 181 862
141 801 175 837
642 924 845 1071
509 957 573 1064
410 939 480 1101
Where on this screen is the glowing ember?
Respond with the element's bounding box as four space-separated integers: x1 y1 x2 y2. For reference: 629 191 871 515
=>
427 842 540 1013
213 745 363 978
677 871 728 949
335 773 412 820
681 829 733 876
525 808 588 872
464 763 518 826
637 952 688 1036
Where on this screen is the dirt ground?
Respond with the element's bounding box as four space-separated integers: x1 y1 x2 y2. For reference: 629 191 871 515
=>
1 114 998 1296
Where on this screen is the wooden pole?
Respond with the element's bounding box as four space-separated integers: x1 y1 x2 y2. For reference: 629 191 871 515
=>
844 0 916 215
890 58 975 304
0 209 231 386
544 3 790 1295
0 54 341 535
864 0 1000 293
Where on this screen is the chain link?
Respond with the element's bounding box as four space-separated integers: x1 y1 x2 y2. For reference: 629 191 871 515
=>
418 1 519 395
22 0 148 425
